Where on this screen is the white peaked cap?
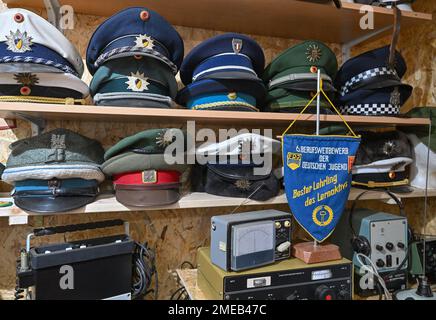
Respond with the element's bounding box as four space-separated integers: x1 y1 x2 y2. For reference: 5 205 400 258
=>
0 8 84 76
0 72 89 97
195 133 281 156
407 133 436 190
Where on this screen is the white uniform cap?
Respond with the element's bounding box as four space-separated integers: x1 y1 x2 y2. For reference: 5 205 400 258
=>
407 134 436 190
352 157 413 175
0 72 89 97
195 133 281 156
0 8 84 76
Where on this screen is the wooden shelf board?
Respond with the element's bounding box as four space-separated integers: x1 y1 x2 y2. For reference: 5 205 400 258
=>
1 187 435 218
0 103 430 126
4 0 432 42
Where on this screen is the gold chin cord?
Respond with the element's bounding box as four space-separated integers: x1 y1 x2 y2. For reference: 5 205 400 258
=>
352 179 410 189
0 96 86 105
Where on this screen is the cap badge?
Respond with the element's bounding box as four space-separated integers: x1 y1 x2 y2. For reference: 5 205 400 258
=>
6 30 33 53
156 129 175 148
306 44 322 63
227 92 238 100
382 140 396 156
51 134 66 150
126 72 150 92
142 170 157 184
135 34 154 49
390 87 401 106
14 73 39 86
235 179 251 190
238 138 254 161
232 38 243 54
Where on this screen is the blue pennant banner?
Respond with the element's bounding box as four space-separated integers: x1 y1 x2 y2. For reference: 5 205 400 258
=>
282 134 361 242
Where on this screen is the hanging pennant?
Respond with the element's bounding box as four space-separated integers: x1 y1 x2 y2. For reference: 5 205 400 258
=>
281 89 361 242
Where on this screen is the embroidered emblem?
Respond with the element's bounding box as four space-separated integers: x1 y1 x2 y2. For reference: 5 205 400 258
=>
51 134 66 149
135 34 154 49
6 30 33 53
312 205 334 227
156 129 176 148
232 38 243 54
306 44 322 63
235 179 251 190
390 87 401 106
126 71 150 92
14 73 39 86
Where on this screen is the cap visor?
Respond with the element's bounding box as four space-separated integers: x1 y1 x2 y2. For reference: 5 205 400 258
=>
14 195 96 214
115 189 180 207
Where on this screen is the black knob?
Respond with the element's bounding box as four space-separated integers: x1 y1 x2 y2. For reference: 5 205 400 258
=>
397 242 405 249
376 259 385 268
376 245 384 251
386 242 394 251
315 285 336 300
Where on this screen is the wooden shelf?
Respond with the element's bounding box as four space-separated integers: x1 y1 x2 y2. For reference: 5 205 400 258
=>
4 0 432 42
1 188 435 218
0 103 430 127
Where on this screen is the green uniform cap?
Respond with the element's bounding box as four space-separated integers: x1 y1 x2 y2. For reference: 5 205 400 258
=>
6 128 104 168
90 56 178 108
265 88 332 113
102 152 188 176
263 40 338 91
104 128 185 161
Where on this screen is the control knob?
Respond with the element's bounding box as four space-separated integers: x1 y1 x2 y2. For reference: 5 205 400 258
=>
386 242 394 251
315 285 336 300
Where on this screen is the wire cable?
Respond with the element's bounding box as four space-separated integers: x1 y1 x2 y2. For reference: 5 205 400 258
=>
132 241 158 300
357 253 392 300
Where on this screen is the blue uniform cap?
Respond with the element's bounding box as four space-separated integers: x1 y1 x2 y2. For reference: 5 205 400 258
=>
86 7 184 75
12 178 99 213
337 86 412 116
177 78 266 112
335 46 411 97
180 33 265 86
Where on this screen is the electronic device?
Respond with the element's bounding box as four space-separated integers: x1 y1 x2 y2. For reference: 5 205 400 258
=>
331 208 409 296
15 220 155 300
197 247 353 300
211 209 292 271
410 237 436 282
395 276 436 300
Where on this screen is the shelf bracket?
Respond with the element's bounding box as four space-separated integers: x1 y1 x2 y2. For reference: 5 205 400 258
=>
342 25 392 62
43 0 63 33
15 113 46 136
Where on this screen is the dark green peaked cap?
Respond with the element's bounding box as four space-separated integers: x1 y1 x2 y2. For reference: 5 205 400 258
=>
104 128 185 161
7 128 104 168
263 40 338 87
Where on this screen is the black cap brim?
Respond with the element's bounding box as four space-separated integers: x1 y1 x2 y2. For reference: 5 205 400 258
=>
14 196 97 214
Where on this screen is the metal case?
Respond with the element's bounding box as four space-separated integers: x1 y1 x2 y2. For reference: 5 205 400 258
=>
211 209 292 271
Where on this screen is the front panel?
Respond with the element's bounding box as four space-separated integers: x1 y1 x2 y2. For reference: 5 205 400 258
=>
222 263 352 300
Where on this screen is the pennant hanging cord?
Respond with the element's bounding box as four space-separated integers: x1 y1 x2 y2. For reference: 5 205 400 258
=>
281 79 359 138
320 88 359 138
